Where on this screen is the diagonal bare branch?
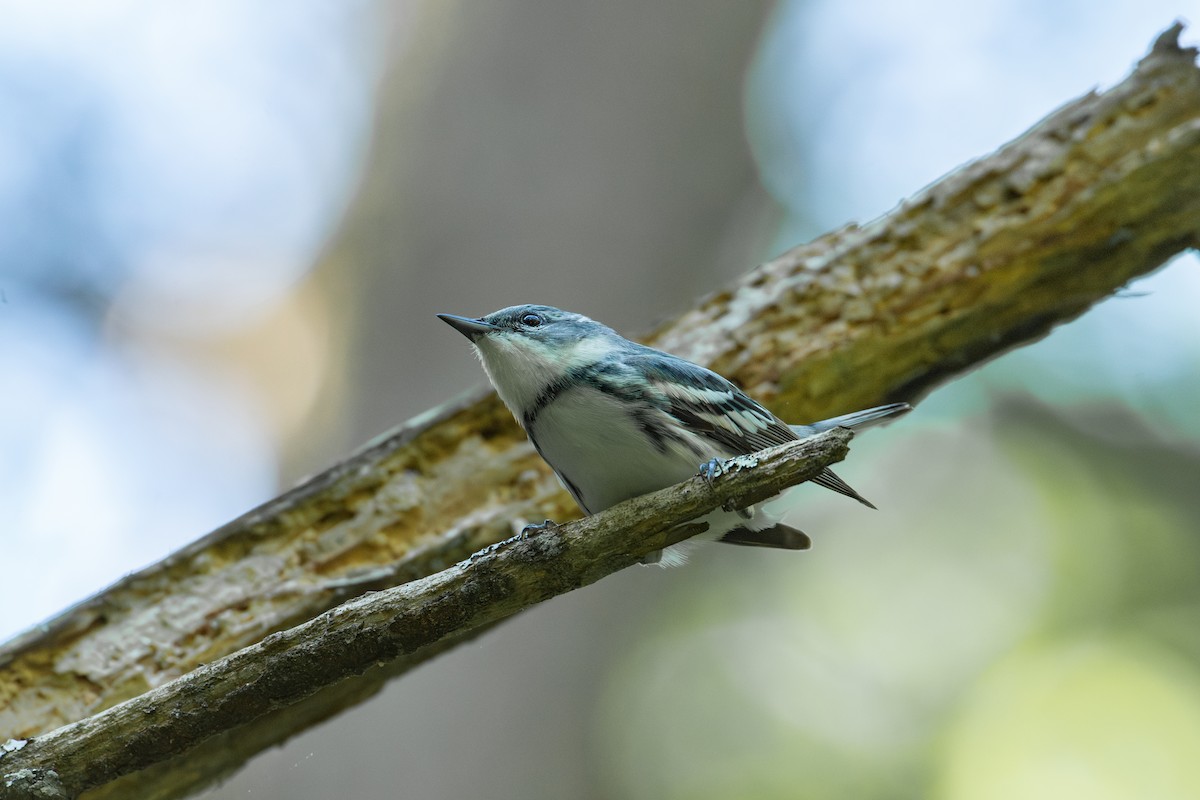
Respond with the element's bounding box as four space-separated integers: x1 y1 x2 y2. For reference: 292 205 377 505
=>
0 431 853 800
1 21 1198 800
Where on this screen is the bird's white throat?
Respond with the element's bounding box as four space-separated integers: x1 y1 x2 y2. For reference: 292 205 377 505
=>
474 333 620 422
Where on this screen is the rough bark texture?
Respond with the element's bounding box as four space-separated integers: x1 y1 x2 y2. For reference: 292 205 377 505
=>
0 432 853 800
1 21 1198 800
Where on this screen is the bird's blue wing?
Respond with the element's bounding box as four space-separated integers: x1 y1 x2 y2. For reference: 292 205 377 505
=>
634 348 876 508
634 350 797 454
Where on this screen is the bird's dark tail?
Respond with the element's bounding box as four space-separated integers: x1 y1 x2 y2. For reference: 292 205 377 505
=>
720 523 812 550
812 467 877 509
788 402 910 508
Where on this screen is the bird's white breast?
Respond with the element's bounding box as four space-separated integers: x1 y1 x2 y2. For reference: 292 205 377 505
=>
528 385 704 513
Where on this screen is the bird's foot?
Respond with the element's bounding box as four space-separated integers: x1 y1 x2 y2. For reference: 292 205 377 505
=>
519 519 559 539
698 457 726 484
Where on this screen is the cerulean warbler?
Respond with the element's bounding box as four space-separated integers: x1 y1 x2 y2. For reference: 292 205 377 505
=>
439 305 909 566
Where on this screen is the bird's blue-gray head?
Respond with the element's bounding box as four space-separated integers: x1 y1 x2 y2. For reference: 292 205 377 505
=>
438 305 622 414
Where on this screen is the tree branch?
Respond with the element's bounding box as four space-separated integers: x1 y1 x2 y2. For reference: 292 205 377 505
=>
0 432 853 800
1 21 1198 800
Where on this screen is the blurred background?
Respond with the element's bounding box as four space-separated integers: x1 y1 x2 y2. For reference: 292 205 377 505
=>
3 0 1200 798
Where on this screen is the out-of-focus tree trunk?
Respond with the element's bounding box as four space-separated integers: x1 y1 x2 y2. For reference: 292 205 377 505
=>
332 0 781 435
4 2 782 798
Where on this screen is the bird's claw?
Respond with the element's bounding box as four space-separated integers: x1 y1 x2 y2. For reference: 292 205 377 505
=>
519 519 558 539
698 457 726 484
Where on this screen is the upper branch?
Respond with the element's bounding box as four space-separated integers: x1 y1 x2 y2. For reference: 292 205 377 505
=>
653 22 1200 415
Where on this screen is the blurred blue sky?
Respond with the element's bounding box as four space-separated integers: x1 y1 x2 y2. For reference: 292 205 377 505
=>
0 0 382 640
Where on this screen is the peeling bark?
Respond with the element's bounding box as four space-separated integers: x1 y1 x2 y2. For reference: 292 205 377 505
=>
1 22 1198 800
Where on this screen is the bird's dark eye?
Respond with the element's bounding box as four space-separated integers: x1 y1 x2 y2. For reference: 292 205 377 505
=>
521 313 542 328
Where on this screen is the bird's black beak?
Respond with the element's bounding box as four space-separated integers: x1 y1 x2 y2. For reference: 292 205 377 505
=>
437 313 499 342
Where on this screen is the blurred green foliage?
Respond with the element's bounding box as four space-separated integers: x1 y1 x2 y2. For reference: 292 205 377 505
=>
595 390 1200 799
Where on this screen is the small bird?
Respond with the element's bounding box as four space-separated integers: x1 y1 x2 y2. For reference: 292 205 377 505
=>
438 304 909 566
